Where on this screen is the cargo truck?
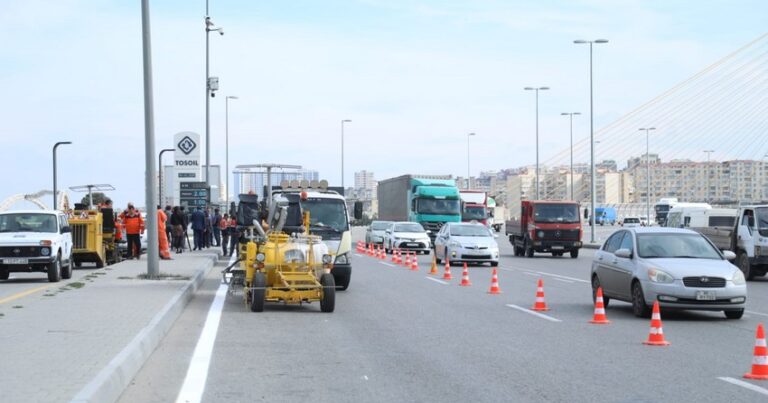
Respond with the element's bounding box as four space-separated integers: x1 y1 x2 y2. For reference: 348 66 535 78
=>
377 175 462 242
505 200 583 258
460 190 488 226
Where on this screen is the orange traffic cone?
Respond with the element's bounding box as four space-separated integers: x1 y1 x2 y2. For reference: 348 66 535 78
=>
487 267 501 294
531 278 549 311
379 246 386 260
429 256 439 275
744 323 768 380
356 241 361 253
410 252 419 271
643 301 670 346
589 287 611 324
404 252 411 268
459 263 471 286
391 247 398 263
442 259 453 280
395 249 402 265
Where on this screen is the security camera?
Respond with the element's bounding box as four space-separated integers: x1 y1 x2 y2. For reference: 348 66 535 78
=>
218 28 224 36
211 92 216 98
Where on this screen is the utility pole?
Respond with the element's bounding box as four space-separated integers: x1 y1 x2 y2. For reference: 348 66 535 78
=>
141 0 159 278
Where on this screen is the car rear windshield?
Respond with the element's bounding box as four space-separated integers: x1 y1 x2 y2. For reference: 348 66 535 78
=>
395 223 424 232
0 213 58 233
637 233 721 259
370 222 390 230
450 225 491 237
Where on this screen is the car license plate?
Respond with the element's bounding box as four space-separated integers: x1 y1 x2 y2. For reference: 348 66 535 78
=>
696 291 716 301
551 246 564 250
406 243 419 247
4 258 28 265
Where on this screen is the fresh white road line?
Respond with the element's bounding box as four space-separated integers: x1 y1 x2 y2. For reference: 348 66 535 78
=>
522 272 539 277
380 262 395 267
718 377 768 397
552 277 575 284
354 253 363 257
500 267 589 284
746 310 768 317
426 277 449 285
505 304 562 322
175 257 233 403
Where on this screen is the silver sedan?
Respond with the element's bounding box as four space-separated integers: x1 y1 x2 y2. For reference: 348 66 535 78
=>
434 222 500 267
590 227 746 319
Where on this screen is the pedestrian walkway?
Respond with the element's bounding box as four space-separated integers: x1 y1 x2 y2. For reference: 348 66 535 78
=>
0 250 219 403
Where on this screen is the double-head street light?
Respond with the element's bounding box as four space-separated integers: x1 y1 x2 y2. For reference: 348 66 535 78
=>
467 132 476 188
158 148 175 206
703 149 714 202
205 2 223 187
640 127 656 224
574 38 608 242
341 119 351 194
561 112 581 200
524 86 549 200
225 95 239 206
52 141 72 210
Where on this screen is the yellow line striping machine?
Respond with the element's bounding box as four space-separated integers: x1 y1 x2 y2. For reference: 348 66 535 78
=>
224 195 336 313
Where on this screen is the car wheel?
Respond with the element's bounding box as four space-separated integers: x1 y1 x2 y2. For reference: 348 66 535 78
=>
47 255 62 283
490 261 498 267
320 273 336 313
552 252 563 257
570 249 579 259
737 252 754 280
423 250 430 255
249 272 266 312
61 254 73 280
0 269 8 280
591 275 609 308
725 309 744 319
631 281 651 318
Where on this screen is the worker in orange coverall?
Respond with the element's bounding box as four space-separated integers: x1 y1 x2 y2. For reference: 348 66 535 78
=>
157 205 172 260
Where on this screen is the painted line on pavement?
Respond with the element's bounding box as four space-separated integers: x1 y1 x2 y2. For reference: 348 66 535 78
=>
354 253 364 257
500 267 589 284
522 272 539 277
746 310 768 317
718 377 768 397
380 262 395 267
505 304 562 322
0 284 51 305
552 278 575 284
175 256 233 403
426 277 449 285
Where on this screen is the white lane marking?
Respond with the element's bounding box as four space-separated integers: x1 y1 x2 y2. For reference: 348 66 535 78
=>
426 277 449 285
746 310 768 317
500 267 589 284
175 256 233 403
718 377 768 397
506 304 562 322
380 262 395 267
522 272 539 277
553 278 575 284
354 253 363 257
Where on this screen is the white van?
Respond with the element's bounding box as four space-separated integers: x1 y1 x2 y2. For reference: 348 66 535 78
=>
665 203 712 228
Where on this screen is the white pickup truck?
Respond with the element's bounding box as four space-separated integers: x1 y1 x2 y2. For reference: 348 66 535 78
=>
0 210 73 282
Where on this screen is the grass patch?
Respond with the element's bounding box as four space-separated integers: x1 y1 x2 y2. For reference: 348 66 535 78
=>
12 305 22 309
67 282 85 289
137 272 191 281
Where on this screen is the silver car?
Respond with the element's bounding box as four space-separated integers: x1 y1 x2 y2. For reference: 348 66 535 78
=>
591 227 746 319
365 221 392 246
434 222 499 267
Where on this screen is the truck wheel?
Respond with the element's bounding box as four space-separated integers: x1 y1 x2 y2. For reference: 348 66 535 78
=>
737 252 754 280
61 254 73 280
0 269 8 280
320 273 336 313
250 272 266 312
570 249 579 259
335 272 351 291
525 241 534 258
47 255 62 283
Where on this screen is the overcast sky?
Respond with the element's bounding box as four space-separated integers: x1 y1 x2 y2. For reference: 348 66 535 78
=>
1 0 766 209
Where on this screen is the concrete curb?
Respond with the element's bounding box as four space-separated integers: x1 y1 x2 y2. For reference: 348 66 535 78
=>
70 254 218 403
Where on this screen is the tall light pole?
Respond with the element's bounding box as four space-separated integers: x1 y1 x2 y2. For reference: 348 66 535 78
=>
205 1 223 187
561 112 581 200
574 38 608 242
341 119 351 194
524 86 549 200
467 132 476 188
141 0 159 277
640 127 656 224
158 148 174 206
52 141 72 210
225 95 239 207
703 150 714 203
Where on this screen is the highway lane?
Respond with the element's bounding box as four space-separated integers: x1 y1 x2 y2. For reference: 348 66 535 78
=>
121 227 768 402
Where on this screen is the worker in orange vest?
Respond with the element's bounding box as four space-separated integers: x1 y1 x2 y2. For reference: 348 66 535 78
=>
119 203 144 260
157 206 172 260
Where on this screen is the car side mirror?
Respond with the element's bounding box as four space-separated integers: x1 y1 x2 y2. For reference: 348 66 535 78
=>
426 230 432 234
614 248 632 259
353 201 363 220
61 226 71 234
723 250 737 261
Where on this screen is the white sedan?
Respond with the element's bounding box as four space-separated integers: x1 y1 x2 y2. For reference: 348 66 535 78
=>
384 222 432 255
434 222 499 267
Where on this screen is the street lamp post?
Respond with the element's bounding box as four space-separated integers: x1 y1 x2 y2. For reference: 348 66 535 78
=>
561 112 581 200
204 1 223 187
52 141 72 210
341 119 351 194
467 132 476 188
225 96 239 207
158 148 175 206
703 150 714 203
640 127 656 224
141 0 159 277
524 86 550 200
574 38 608 242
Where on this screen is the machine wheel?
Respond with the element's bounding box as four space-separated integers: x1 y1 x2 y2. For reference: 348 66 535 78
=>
737 252 754 280
570 249 579 259
631 281 650 318
47 255 62 283
74 261 82 268
96 259 105 269
0 269 8 280
725 309 744 319
524 240 534 258
61 254 73 280
249 272 266 312
320 273 336 313
335 272 351 291
592 275 609 308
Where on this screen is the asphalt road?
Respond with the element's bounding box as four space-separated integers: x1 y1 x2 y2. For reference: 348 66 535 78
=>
119 227 768 402
0 264 102 305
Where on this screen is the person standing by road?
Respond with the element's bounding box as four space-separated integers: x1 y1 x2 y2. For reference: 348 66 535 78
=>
203 208 212 248
119 203 144 260
191 207 206 251
212 208 222 248
220 213 230 256
164 205 173 245
157 206 172 260
170 206 185 253
227 215 239 257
